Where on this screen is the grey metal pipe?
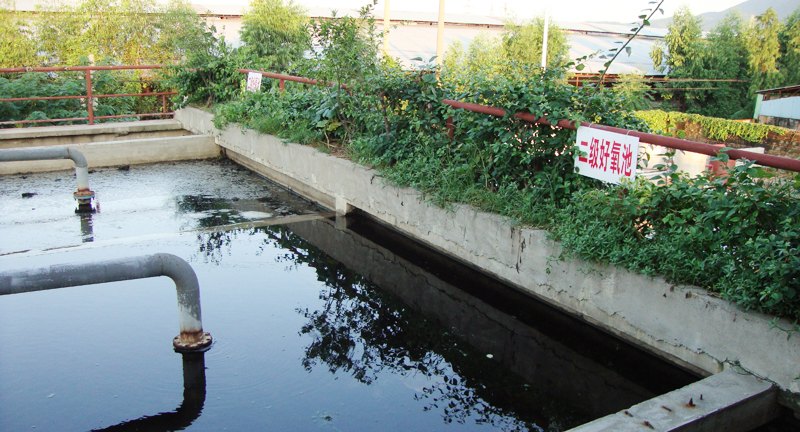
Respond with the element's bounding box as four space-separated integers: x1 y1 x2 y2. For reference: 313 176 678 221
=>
0 147 95 204
0 253 212 351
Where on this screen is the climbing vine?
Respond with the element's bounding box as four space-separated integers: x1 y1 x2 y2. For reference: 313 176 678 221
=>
635 110 787 142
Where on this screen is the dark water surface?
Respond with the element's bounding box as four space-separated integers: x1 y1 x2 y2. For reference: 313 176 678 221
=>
0 160 703 431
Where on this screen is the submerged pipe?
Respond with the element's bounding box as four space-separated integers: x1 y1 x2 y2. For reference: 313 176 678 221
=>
90 352 207 432
0 147 96 206
0 253 212 351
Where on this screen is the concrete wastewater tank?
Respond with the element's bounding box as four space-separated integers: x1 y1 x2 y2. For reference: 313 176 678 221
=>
0 159 796 431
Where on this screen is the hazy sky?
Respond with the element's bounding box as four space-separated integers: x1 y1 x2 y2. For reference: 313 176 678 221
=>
298 0 748 23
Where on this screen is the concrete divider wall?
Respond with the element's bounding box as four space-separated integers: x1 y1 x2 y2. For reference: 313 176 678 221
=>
0 135 221 175
176 107 800 411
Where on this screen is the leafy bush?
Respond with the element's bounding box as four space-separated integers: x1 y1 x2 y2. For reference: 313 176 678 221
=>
553 158 800 320
0 70 134 126
167 38 256 108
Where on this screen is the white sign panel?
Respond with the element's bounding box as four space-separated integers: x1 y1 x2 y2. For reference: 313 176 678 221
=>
246 72 262 92
574 126 639 184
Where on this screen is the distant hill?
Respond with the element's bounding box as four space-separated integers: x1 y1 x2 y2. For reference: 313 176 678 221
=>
650 0 799 30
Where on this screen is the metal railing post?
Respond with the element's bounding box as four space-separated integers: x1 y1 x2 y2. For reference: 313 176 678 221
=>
85 68 94 125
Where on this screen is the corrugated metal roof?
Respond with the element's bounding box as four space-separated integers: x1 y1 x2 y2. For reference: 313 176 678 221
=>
373 10 506 26
557 21 668 38
381 25 663 75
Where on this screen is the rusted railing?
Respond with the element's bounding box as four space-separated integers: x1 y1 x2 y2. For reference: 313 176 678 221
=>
238 69 351 92
251 69 800 174
441 99 800 173
0 65 176 126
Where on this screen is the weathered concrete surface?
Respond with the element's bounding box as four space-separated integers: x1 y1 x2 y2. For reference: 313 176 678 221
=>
0 135 220 174
176 107 800 412
570 369 777 432
0 119 191 149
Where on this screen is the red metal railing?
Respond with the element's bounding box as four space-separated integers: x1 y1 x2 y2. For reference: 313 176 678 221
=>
0 65 176 126
440 99 800 173
238 69 351 92
242 69 800 174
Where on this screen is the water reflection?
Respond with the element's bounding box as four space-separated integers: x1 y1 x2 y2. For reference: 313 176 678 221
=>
91 352 206 432
78 212 94 243
264 224 561 430
184 215 696 430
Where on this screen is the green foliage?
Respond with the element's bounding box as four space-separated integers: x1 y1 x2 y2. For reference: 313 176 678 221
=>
167 38 252 108
0 0 37 67
443 15 569 81
0 70 135 125
653 6 800 118
239 0 309 71
651 6 702 72
635 110 787 142
778 7 800 86
33 0 213 66
552 159 800 321
444 33 506 80
502 16 570 68
612 71 654 111
651 8 751 118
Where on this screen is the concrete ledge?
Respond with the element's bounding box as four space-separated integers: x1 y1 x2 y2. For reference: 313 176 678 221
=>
0 120 191 148
0 135 221 174
176 106 800 412
0 119 184 140
570 370 778 432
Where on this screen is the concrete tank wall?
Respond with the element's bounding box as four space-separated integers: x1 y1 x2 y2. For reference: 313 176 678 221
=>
176 106 800 411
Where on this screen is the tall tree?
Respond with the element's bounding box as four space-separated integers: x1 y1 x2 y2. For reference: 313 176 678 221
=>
650 6 702 72
777 7 800 86
744 7 784 93
502 16 570 68
700 12 750 118
34 0 213 66
239 0 309 71
0 0 37 67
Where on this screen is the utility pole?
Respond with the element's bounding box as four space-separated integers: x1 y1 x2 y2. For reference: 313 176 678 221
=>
383 0 390 56
436 0 445 66
541 11 549 70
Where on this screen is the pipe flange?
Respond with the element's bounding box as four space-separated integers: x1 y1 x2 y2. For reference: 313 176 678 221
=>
173 332 213 352
73 190 95 200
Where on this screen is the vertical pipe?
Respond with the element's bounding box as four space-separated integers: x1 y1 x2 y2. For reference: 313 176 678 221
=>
541 11 549 70
279 78 285 92
162 94 167 116
383 0 391 56
85 69 94 125
436 0 445 66
0 147 94 206
0 253 212 351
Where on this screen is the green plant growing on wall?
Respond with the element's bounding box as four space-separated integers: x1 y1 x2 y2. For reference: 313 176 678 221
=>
635 110 787 142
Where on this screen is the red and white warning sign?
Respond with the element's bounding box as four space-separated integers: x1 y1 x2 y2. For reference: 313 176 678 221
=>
574 126 639 184
246 72 262 92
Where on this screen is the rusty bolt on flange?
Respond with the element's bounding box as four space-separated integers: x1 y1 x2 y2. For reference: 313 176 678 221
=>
173 332 213 352
73 190 95 205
